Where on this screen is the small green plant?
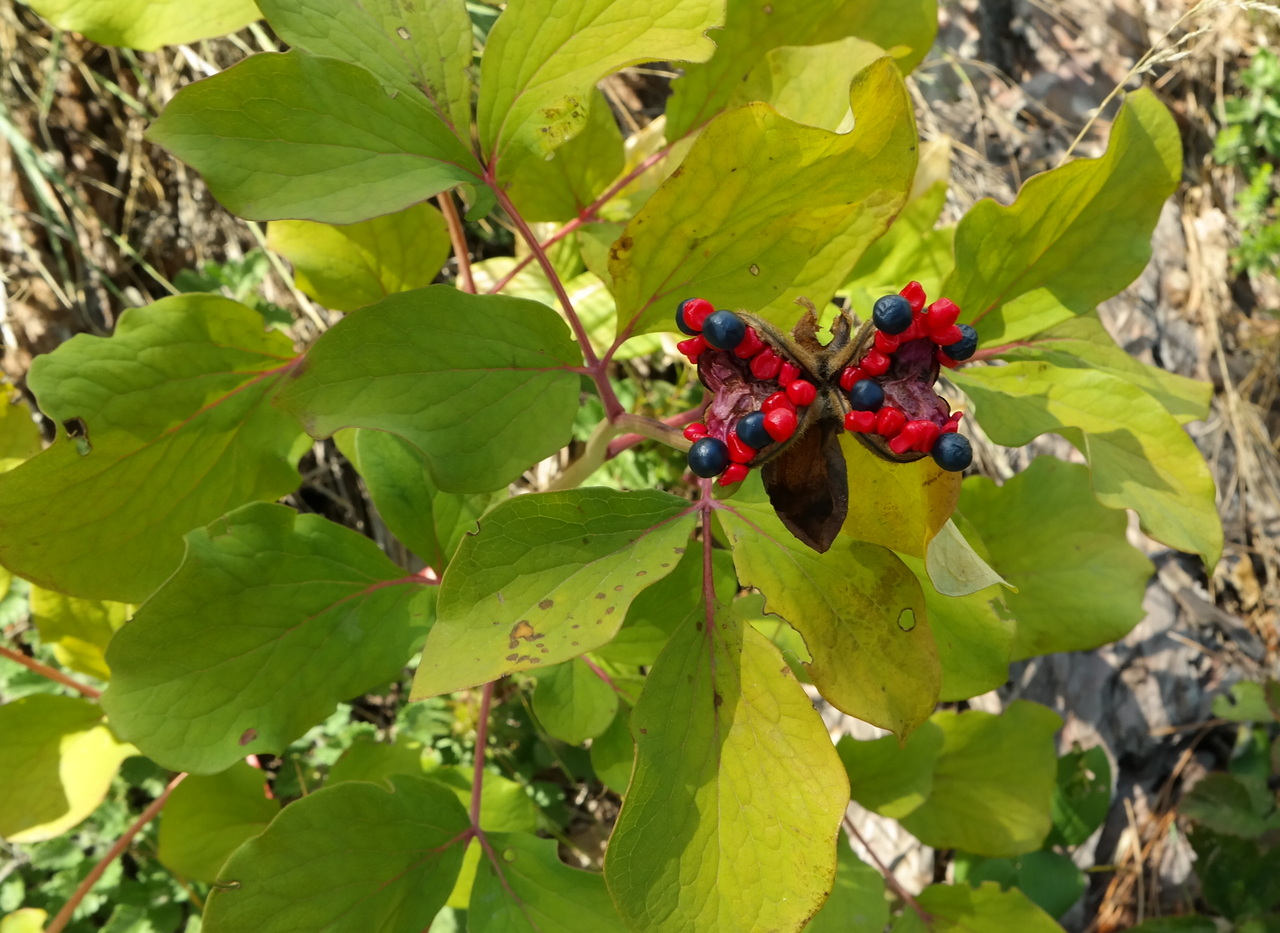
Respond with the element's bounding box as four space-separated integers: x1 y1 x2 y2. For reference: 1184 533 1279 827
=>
1 0 1223 931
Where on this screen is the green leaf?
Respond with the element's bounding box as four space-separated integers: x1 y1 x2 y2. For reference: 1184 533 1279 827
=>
992 314 1212 426
0 380 41 472
29 587 129 681
335 428 496 570
148 50 485 225
22 0 259 50
423 767 539 833
898 702 1062 857
470 832 627 932
505 87 626 223
477 0 721 175
276 286 582 494
1012 850 1086 919
101 503 435 774
613 58 917 338
719 474 939 737
203 775 469 933
944 90 1181 344
897 555 1014 702
0 295 307 602
411 488 694 697
1181 773 1280 838
267 202 452 312
0 695 133 842
958 457 1153 658
1212 680 1280 723
1047 745 1112 847
157 762 277 882
839 435 960 558
589 704 635 793
532 658 619 745
956 363 1221 566
605 611 849 932
256 0 474 134
328 734 427 785
840 724 946 820
1127 918 1220 933
1189 827 1280 921
665 0 938 138
805 843 890 933
924 517 1010 597
892 881 1064 933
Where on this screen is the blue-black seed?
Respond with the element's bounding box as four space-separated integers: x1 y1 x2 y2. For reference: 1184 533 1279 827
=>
736 412 773 449
688 437 730 477
872 294 913 335
675 299 700 336
702 310 747 350
942 324 978 361
848 379 885 412
931 433 972 472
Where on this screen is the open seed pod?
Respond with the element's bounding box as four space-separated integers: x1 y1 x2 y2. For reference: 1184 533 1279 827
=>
677 283 976 553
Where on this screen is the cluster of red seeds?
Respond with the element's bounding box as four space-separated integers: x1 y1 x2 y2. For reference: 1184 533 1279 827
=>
675 298 815 486
839 281 970 458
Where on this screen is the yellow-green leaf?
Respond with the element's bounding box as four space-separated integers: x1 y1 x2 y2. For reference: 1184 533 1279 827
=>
0 380 41 473
29 587 130 682
157 762 277 882
23 0 258 50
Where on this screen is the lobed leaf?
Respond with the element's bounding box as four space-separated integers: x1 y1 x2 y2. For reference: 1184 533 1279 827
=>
477 0 722 177
0 695 133 843
101 503 435 774
959 457 1153 659
203 775 469 933
275 286 583 494
605 609 849 932
890 881 1064 933
148 50 486 225
267 201 452 312
0 295 307 603
411 488 694 697
470 833 628 932
29 587 129 681
665 0 937 138
720 474 939 737
257 0 474 133
157 762 278 882
612 57 917 339
22 0 259 50
944 90 1181 344
955 362 1221 566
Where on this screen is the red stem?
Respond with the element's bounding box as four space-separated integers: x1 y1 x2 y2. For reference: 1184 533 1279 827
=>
842 814 931 922
438 192 475 294
470 681 495 827
0 644 101 699
606 404 708 459
579 655 636 704
45 772 188 933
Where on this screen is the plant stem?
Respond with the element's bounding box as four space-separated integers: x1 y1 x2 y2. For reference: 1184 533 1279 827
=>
45 772 188 933
470 681 495 827
0 644 101 699
842 814 931 923
438 192 475 294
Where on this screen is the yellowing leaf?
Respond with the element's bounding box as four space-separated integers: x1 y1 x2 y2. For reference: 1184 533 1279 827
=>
840 435 960 558
0 695 133 843
23 0 258 50
0 380 41 473
29 587 130 681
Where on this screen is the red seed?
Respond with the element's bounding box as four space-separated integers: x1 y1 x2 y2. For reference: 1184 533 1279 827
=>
727 432 757 463
874 330 900 354
937 349 961 369
683 422 708 441
750 348 783 380
734 326 765 359
942 411 963 433
839 366 865 392
785 379 817 407
683 298 715 330
677 335 707 361
764 407 798 442
926 298 960 329
931 324 963 347
778 361 801 385
718 463 749 486
875 406 906 437
844 410 877 432
914 421 941 452
890 420 931 454
762 391 795 414
888 432 914 455
901 281 927 312
861 350 890 376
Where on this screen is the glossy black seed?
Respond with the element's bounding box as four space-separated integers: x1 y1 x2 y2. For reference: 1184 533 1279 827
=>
872 294 913 335
942 323 978 361
675 299 700 336
848 379 885 412
931 433 972 472
702 310 747 350
688 437 730 477
736 412 773 449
